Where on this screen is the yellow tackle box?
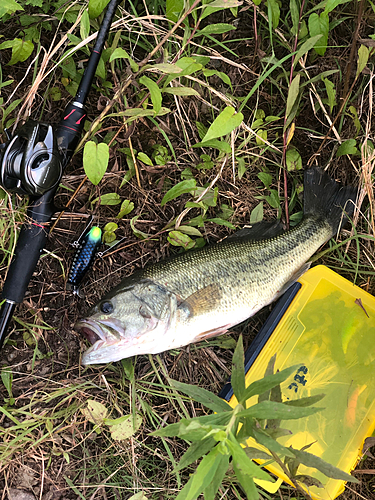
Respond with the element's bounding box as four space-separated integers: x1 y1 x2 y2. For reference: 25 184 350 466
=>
220 265 375 500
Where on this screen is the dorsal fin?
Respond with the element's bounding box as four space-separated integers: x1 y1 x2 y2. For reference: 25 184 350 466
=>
227 220 285 242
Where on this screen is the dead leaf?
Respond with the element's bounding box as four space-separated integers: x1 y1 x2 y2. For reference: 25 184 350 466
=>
81 400 108 426
362 437 375 458
106 414 142 441
8 489 36 500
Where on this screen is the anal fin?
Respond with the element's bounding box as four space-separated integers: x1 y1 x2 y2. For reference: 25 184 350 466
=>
193 324 230 342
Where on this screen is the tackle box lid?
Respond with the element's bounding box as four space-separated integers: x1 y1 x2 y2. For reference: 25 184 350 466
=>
220 265 375 500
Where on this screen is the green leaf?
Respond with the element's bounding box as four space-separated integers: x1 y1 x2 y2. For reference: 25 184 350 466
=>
308 12 329 56
83 141 109 185
295 474 324 488
290 448 360 483
170 379 233 413
127 493 148 500
250 202 263 224
109 47 129 62
0 38 34 65
232 467 259 500
237 157 247 180
106 414 142 441
167 231 195 250
242 364 300 402
227 434 273 481
207 218 235 229
201 106 243 143
88 0 110 18
203 69 232 89
80 9 90 40
198 23 236 35
336 139 358 157
256 129 267 146
104 222 118 233
200 0 243 20
258 172 272 189
137 152 153 166
267 0 280 28
163 58 202 89
174 438 217 472
130 215 149 240
348 106 361 135
103 231 116 244
109 47 139 72
163 87 199 96
293 35 323 68
251 427 295 458
290 0 300 35
166 0 183 22
322 77 336 113
139 75 162 115
286 147 302 171
193 139 232 153
2 98 22 124
284 393 325 407
178 225 203 237
161 179 196 206
94 192 121 206
117 199 135 218
1 368 13 399
232 335 245 403
244 447 273 461
357 44 369 78
49 87 61 101
285 74 300 122
324 0 351 14
176 447 223 500
265 189 280 209
109 108 170 121
203 453 230 500
152 413 232 439
0 0 23 18
149 63 183 74
237 401 323 420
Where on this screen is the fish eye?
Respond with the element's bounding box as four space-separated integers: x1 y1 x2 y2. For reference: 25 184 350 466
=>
100 301 114 314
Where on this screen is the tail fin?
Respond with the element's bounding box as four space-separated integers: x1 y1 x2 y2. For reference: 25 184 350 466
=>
304 167 357 234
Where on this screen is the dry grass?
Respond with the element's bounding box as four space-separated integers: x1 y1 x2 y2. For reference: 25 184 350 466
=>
0 0 374 499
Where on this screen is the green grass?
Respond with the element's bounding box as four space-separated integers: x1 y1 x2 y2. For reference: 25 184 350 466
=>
0 0 374 498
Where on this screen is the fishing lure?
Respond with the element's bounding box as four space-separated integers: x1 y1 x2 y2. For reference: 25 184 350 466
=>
67 217 103 296
67 216 127 296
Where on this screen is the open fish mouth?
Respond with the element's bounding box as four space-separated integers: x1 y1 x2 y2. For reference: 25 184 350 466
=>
75 318 124 345
76 318 128 365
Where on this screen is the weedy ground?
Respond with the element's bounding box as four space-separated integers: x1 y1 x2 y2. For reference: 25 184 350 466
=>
0 0 374 499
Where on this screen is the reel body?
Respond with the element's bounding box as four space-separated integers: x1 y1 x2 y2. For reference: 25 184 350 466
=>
0 120 62 196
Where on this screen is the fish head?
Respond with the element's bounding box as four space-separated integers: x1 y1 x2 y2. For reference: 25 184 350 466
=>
76 280 178 365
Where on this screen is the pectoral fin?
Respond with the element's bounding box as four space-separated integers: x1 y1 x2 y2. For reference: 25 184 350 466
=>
181 283 222 317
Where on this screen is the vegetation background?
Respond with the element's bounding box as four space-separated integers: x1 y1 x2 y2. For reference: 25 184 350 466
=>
0 0 374 498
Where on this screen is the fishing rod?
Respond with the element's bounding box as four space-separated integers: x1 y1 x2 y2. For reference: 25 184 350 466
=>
0 0 120 350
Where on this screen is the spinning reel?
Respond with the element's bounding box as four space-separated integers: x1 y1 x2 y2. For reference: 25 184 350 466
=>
0 120 62 196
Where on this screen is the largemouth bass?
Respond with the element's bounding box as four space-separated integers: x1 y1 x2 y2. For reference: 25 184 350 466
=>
77 167 356 365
